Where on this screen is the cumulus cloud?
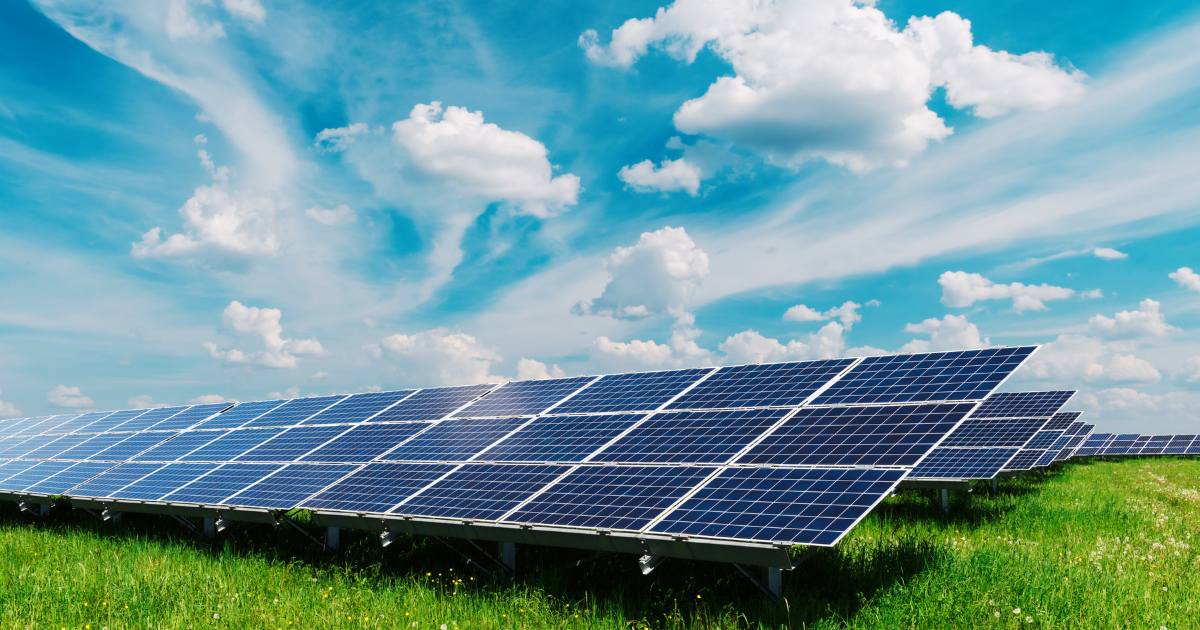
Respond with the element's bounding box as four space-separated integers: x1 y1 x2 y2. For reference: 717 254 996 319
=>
581 0 1084 172
1170 267 1200 293
47 385 94 409
938 271 1074 313
618 158 702 195
899 314 989 353
204 301 327 369
1087 299 1178 339
575 226 709 319
1177 355 1200 384
268 386 301 400
719 322 848 365
367 328 505 386
516 358 566 380
1080 289 1104 299
1021 334 1160 383
222 0 265 23
314 123 370 153
392 102 581 218
0 390 20 418
188 394 231 404
593 311 714 369
305 204 357 226
1079 388 1200 415
783 301 864 330
127 394 170 409
1093 247 1127 260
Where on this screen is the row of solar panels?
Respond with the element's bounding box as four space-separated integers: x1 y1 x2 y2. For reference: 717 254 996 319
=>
1074 433 1200 456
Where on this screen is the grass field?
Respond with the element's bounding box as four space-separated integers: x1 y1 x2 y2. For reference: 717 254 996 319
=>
1 457 1197 630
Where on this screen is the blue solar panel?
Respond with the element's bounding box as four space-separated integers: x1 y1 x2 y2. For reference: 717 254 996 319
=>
25 462 114 494
151 403 234 431
452 377 594 418
937 416 1046 447
0 417 48 437
161 463 284 504
971 391 1075 418
1042 412 1081 431
1139 435 1172 455
131 431 230 462
1024 431 1063 450
225 464 361 509
193 400 287 430
111 407 186 432
1032 450 1058 467
21 434 92 459
1186 440 1200 455
89 432 178 461
381 416 530 461
1129 435 1151 452
0 459 40 483
666 359 855 410
0 435 55 458
26 415 78 435
736 403 973 467
0 460 74 490
476 413 644 463
811 347 1035 406
114 463 218 500
298 390 415 425
909 447 1019 479
66 463 165 498
51 411 114 435
506 465 715 531
650 467 906 546
300 423 434 463
396 463 571 521
302 462 456 513
369 384 496 423
1002 449 1045 471
552 369 713 414
77 409 148 434
591 408 789 464
1081 433 1114 448
53 433 131 460
1165 435 1196 454
180 428 287 461
239 395 348 429
236 425 353 462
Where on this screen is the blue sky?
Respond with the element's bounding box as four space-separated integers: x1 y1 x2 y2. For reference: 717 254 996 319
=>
2 0 1199 433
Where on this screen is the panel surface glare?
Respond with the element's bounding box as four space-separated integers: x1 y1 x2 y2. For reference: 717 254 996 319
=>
194 400 286 430
369 384 496 423
908 447 1019 480
381 416 530 461
79 409 148 434
590 408 789 464
66 463 165 498
52 411 113 435
161 463 284 504
452 377 595 418
298 390 414 425
112 407 186 433
811 347 1035 406
25 462 114 494
113 463 218 500
236 425 353 462
131 431 231 462
506 465 715 531
302 462 456 513
552 369 713 414
90 432 178 461
666 359 854 410
226 464 361 509
152 403 233 431
181 428 287 461
239 395 348 429
0 459 40 483
52 433 130 460
21 434 92 459
736 403 973 467
970 391 1074 418
395 463 571 521
476 413 643 463
650 467 906 546
937 416 1048 448
300 423 433 463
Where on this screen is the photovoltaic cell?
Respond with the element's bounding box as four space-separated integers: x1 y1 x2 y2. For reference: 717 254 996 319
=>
551 369 713 414
21 434 92 460
150 403 233 431
301 423 432 463
66 463 165 498
27 415 78 435
811 347 1035 406
1002 449 1046 471
236 425 353 462
0 435 56 458
193 400 286 430
0 459 40 483
225 464 360 509
78 409 148 434
381 416 530 461
1186 440 1200 455
650 467 906 546
0 417 46 438
1139 435 1172 455
369 384 496 423
25 462 114 494
1024 431 1063 450
666 359 854 410
51 411 113 435
1081 433 1114 447
908 447 1019 480
396 463 571 521
1165 435 1197 454
1033 450 1058 467
736 403 973 467
452 377 595 418
239 395 348 429
181 428 288 461
1042 412 1081 432
114 463 218 501
970 391 1075 418
937 416 1047 448
302 462 455 513
52 433 130 460
0 460 74 490
161 463 284 504
298 390 415 425
591 409 789 465
1130 436 1151 452
90 432 178 461
131 431 231 462
111 407 186 432
476 414 643 463
506 465 715 531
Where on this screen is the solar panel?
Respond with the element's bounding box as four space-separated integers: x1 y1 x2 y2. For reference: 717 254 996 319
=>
505 465 715 531
151 403 233 431
0 460 75 491
476 413 644 463
649 467 907 546
369 384 496 423
552 369 713 414
1186 439 1200 455
590 408 790 465
810 347 1035 406
1139 435 1172 455
112 407 186 432
224 464 361 509
52 433 131 460
239 395 348 429
1024 431 1064 450
970 391 1074 418
937 416 1047 448
66 463 165 498
380 416 530 461
21 434 92 459
25 462 114 494
1002 449 1045 471
19 415 73 436
1165 435 1197 454
1129 435 1151 453
302 462 456 513
113 463 218 500
90 432 178 461
298 390 415 425
180 428 288 461
77 409 148 434
909 447 1019 480
51 411 114 435
300 423 433 463
0 435 55 458
1042 412 1081 431
131 431 231 462
160 463 284 504
736 403 973 467
666 359 854 410
236 425 353 462
1032 450 1058 467
193 400 286 430
395 463 571 521
0 459 40 483
452 377 595 418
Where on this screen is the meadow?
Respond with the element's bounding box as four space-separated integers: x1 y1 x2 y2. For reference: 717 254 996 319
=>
0 457 1196 630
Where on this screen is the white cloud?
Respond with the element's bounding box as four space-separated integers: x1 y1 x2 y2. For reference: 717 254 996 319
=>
899 314 989 353
47 384 94 409
783 301 865 330
1080 289 1103 299
268 386 300 400
582 0 1084 172
593 311 714 369
1170 267 1200 293
1177 355 1200 384
782 305 824 322
204 301 327 369
1080 387 1200 415
0 390 21 418
188 394 230 404
392 102 581 218
311 371 329 380
314 123 370 153
618 158 702 195
938 271 1074 313
1093 247 1127 260
865 299 882 307
368 328 505 386
165 0 226 42
575 226 709 318
305 204 357 226
719 321 847 365
1087 299 1178 339
516 358 566 380
222 0 265 23
1021 334 1160 383
127 394 170 409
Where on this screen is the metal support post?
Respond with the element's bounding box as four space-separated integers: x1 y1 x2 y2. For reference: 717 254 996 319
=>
101 509 122 524
497 541 515 573
326 527 340 552
761 566 782 597
380 530 401 548
732 564 779 602
941 488 949 512
203 518 215 537
463 539 515 575
991 477 998 493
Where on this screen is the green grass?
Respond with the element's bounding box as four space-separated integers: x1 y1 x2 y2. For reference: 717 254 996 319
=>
1 457 1197 629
